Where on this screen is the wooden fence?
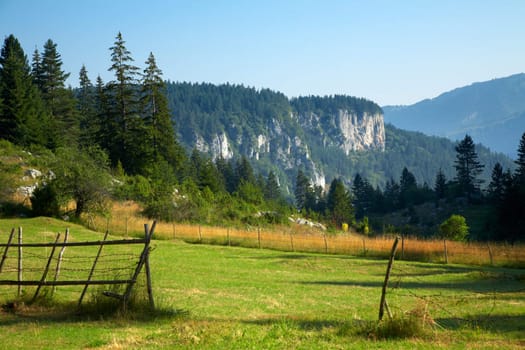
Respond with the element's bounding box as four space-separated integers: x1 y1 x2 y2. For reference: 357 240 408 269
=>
0 222 156 310
90 212 525 267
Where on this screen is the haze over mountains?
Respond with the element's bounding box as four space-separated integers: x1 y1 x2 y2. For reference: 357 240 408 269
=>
383 73 525 157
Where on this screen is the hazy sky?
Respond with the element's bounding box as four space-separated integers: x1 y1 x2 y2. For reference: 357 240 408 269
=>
1 0 524 105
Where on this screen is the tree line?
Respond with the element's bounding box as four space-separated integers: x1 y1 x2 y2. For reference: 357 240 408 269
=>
294 133 525 242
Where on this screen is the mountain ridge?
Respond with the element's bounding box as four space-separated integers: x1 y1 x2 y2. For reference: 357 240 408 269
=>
383 73 525 156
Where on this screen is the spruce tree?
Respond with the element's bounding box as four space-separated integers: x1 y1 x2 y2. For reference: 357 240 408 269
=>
31 48 44 89
487 163 505 204
515 132 525 184
434 168 447 200
326 178 353 228
39 39 78 148
0 35 47 146
264 170 281 202
216 156 236 193
294 169 311 211
399 167 417 207
454 135 484 202
141 52 184 172
107 32 143 173
352 173 373 218
77 65 97 146
94 75 113 152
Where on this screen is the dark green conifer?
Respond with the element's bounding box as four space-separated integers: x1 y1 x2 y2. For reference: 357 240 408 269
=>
454 135 484 202
141 52 185 173
0 34 47 146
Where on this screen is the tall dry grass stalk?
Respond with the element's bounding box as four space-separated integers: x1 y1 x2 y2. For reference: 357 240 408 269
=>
86 201 525 267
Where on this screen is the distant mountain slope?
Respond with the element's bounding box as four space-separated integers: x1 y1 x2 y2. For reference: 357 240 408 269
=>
383 73 525 156
166 82 514 194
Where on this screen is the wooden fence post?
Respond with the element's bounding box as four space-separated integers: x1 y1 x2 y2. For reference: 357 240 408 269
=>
401 235 405 260
487 243 494 266
18 227 22 297
290 231 294 252
443 239 448 264
122 221 156 311
227 228 231 246
144 224 155 309
362 238 366 256
198 225 202 242
257 227 261 249
379 236 399 321
323 233 328 254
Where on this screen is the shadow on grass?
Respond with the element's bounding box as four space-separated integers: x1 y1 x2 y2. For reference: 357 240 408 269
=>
243 316 349 331
0 299 189 326
436 314 525 333
298 278 525 295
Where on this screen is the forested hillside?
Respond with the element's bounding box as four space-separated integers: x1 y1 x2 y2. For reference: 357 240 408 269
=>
165 82 514 190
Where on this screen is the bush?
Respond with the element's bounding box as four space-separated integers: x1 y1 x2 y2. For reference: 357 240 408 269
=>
439 214 469 241
30 183 60 217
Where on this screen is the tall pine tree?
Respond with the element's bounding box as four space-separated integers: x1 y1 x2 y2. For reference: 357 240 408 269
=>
77 65 97 147
434 168 447 201
0 35 47 146
454 134 484 202
140 52 184 173
515 132 525 184
107 32 145 174
264 170 281 202
326 178 353 228
39 39 78 148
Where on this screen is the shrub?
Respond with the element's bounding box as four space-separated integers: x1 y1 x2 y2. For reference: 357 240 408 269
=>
30 183 60 217
439 214 469 241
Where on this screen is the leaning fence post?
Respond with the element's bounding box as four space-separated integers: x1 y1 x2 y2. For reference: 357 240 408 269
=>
18 227 22 297
379 236 399 321
78 230 110 308
0 228 15 273
32 233 61 303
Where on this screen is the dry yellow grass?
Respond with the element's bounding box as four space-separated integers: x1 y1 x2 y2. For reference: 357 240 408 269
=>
86 201 525 267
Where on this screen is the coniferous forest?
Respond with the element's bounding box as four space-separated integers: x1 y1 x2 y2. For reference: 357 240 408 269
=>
1 33 524 242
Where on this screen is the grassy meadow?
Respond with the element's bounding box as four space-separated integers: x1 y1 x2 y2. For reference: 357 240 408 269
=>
0 217 524 349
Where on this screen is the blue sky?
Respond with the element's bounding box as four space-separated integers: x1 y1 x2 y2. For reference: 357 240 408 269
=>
1 0 524 105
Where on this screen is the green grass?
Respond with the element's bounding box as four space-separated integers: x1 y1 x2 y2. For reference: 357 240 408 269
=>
0 217 524 349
